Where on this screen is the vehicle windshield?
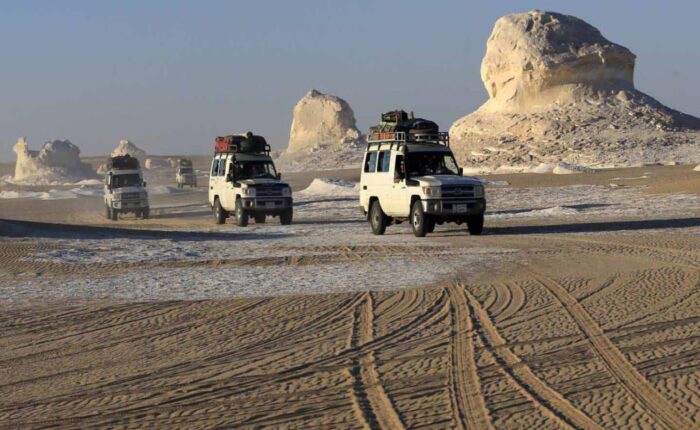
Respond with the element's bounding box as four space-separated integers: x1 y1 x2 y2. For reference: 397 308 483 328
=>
234 160 277 180
112 173 142 188
178 167 193 174
406 152 460 176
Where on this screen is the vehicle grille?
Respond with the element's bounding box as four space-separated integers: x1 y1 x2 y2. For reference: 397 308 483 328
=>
256 187 283 197
122 192 142 201
441 185 475 199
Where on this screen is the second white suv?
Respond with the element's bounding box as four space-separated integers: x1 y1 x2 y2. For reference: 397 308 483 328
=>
359 132 485 237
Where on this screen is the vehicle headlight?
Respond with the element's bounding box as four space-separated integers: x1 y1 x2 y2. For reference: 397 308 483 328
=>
242 187 256 197
421 186 441 198
113 194 122 201
474 185 485 198
282 187 291 197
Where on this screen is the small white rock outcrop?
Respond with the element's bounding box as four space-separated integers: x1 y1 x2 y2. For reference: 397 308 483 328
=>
111 139 146 163
276 90 366 171
145 158 169 170
12 137 96 183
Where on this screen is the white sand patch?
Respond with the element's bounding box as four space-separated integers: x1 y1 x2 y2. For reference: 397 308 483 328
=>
694 164 700 172
147 185 185 195
0 186 103 200
298 178 359 197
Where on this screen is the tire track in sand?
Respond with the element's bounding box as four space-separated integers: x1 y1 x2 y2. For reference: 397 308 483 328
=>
348 292 405 430
458 283 603 430
531 271 699 430
446 284 493 430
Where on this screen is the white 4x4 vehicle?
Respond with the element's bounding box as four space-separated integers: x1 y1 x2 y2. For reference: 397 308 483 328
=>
360 132 485 237
208 133 293 226
103 155 149 221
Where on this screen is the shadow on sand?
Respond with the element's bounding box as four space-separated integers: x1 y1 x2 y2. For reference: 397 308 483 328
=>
0 219 292 242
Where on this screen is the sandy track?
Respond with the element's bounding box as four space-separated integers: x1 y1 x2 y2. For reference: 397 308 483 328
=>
530 272 699 430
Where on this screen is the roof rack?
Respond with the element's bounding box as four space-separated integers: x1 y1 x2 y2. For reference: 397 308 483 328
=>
215 133 271 156
367 131 449 147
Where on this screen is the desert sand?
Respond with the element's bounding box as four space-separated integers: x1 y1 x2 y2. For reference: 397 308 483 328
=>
1 160 699 429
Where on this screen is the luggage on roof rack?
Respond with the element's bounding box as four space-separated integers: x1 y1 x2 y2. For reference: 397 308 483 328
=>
107 154 140 170
368 111 447 146
215 132 270 154
178 158 193 167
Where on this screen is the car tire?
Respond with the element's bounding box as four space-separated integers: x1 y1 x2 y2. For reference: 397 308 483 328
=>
142 208 150 219
280 208 293 225
110 207 118 221
467 214 484 235
369 200 387 235
254 214 266 224
235 199 248 227
215 198 227 225
411 200 429 237
426 217 436 233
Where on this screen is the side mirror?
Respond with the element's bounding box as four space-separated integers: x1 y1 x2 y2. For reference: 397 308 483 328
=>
458 167 463 176
143 181 147 187
276 173 281 180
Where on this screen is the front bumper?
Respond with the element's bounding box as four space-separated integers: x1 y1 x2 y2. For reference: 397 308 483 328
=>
112 200 149 211
422 198 486 216
241 197 292 213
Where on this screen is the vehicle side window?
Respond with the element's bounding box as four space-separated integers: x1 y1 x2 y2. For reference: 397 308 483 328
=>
377 151 391 172
394 155 405 177
211 157 219 176
364 152 378 173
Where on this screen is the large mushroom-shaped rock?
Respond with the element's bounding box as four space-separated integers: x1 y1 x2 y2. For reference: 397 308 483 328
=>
111 139 146 163
12 137 96 183
144 158 170 170
276 90 365 171
481 10 635 110
450 10 700 171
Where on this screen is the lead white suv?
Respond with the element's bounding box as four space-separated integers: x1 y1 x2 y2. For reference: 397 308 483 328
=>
359 132 485 237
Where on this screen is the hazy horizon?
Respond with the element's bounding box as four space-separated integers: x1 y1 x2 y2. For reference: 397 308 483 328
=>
2 0 699 162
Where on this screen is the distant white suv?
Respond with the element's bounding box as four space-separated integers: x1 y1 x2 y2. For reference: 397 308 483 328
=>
208 133 293 226
359 131 485 237
175 159 197 188
103 155 149 221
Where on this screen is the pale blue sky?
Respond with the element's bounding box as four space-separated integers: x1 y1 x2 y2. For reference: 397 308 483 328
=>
1 1 698 161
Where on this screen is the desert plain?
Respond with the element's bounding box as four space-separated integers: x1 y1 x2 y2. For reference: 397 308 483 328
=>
1 160 699 429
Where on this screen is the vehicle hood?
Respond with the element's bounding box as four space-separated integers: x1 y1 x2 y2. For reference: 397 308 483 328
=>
238 178 289 187
414 175 483 187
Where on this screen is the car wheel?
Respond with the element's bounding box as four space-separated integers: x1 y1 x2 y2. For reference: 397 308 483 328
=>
142 208 150 219
369 200 387 235
411 200 429 237
215 198 227 225
110 207 118 221
467 214 484 235
235 199 248 227
280 208 293 225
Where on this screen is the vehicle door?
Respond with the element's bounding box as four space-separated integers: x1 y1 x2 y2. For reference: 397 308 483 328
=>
221 155 237 210
361 150 380 211
209 154 222 205
373 150 396 216
387 152 410 217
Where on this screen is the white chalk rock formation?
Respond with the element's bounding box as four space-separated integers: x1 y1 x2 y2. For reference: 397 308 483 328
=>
111 139 146 163
276 90 365 171
145 158 169 170
12 137 96 183
450 10 700 171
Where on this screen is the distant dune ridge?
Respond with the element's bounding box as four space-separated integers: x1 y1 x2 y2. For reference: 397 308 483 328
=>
450 10 700 172
275 89 365 171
